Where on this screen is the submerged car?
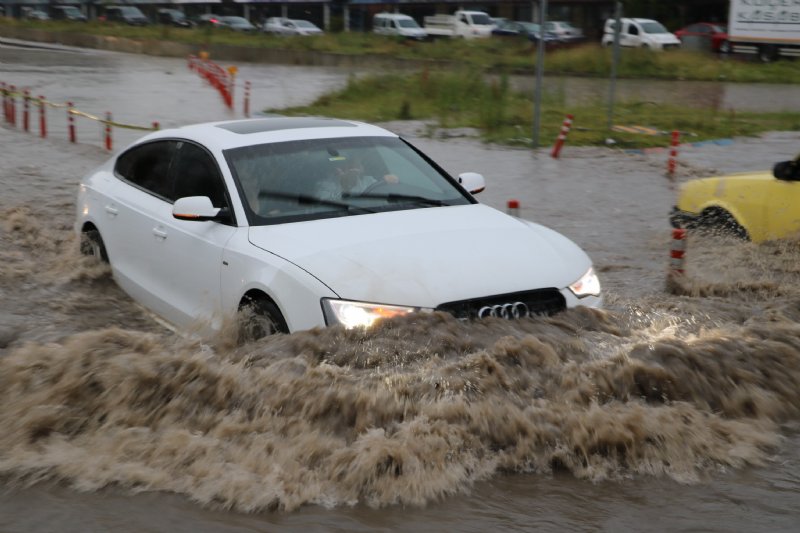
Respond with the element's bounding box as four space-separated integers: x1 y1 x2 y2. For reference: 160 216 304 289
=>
670 156 800 242
75 117 601 337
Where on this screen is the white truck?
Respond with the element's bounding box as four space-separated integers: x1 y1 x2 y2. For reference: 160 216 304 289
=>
727 0 800 61
423 10 493 39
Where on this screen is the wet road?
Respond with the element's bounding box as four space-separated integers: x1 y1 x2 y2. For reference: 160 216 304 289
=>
1 41 800 532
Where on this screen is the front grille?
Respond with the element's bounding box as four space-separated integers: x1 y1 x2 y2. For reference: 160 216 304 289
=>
436 288 566 320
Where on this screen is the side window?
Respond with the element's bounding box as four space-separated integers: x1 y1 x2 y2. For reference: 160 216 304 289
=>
171 142 227 208
115 140 177 200
629 24 639 36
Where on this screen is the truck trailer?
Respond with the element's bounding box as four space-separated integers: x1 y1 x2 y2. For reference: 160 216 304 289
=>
728 0 800 61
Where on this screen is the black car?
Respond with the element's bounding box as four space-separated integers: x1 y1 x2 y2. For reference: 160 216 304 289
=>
50 5 87 22
492 20 559 45
103 6 148 26
157 8 193 28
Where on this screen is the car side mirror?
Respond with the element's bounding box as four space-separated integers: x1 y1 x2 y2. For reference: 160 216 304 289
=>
457 172 486 195
773 160 799 181
173 196 222 221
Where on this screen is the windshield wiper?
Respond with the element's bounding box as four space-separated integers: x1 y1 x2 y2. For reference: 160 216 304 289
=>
343 193 446 207
258 190 377 213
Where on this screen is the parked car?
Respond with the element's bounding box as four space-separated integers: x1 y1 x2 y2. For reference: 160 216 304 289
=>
157 8 193 28
262 17 323 36
602 18 681 50
50 5 87 22
75 117 602 338
492 20 559 45
195 13 223 28
373 12 427 41
670 156 800 242
24 9 50 21
103 6 148 26
423 10 493 39
543 20 584 42
674 22 729 53
218 16 257 32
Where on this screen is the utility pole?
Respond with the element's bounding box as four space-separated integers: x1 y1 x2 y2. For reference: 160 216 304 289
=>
531 0 547 149
606 1 623 141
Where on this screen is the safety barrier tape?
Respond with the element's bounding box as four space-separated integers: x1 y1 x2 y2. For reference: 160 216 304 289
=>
1 85 158 131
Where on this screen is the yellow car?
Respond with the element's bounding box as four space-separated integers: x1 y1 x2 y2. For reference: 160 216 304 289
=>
670 157 800 242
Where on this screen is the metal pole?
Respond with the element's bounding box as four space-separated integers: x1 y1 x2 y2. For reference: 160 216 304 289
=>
606 1 623 138
531 0 547 149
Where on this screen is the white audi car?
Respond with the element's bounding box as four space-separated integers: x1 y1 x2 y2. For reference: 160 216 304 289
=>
75 117 601 337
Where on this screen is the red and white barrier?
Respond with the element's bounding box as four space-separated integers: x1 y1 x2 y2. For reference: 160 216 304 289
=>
38 95 47 139
67 101 76 143
105 111 113 151
506 199 520 217
22 89 30 132
551 113 574 159
669 228 687 276
667 130 680 176
244 81 251 118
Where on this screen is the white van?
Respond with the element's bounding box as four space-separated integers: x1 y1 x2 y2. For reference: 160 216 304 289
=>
601 18 681 50
373 13 428 41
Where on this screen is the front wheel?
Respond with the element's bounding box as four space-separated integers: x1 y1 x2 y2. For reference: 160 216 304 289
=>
80 229 109 262
238 295 289 342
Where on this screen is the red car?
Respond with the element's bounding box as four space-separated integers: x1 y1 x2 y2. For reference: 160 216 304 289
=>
674 22 729 53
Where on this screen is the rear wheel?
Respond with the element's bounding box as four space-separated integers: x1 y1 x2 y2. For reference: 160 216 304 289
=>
718 40 731 54
758 45 776 63
80 229 109 262
238 295 289 342
699 208 749 240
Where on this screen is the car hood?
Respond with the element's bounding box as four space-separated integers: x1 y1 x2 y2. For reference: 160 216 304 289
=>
676 171 773 210
248 204 591 307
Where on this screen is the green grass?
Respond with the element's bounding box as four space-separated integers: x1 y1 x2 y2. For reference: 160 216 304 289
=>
271 69 800 148
5 18 800 83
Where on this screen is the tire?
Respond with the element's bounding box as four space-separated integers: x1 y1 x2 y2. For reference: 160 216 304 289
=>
718 40 731 55
80 229 109 262
699 209 749 240
758 45 776 63
238 295 289 342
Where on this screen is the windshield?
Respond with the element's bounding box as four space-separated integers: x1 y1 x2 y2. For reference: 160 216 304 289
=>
120 7 144 17
63 7 82 16
470 14 492 26
641 21 669 34
398 19 421 29
294 20 316 28
519 22 542 33
226 136 474 226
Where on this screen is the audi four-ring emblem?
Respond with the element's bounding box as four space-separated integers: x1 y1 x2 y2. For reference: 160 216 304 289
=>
477 302 529 319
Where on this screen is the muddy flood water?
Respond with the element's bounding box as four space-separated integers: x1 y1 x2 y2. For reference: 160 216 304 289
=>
1 40 799 532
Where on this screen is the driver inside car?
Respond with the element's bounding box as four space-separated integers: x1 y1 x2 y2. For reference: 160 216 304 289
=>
315 154 399 200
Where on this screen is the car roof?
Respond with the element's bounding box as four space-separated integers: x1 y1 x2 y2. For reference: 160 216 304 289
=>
135 117 397 151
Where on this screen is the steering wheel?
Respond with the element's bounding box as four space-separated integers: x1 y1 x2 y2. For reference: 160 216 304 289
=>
360 175 399 195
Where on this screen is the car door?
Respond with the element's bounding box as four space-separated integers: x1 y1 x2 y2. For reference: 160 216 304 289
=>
149 140 238 330
766 179 800 240
104 140 181 317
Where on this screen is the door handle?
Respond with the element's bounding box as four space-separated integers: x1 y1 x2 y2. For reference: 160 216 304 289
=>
105 205 119 216
152 228 168 239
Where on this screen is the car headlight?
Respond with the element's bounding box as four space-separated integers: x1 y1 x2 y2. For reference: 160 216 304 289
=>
322 299 420 329
568 267 601 298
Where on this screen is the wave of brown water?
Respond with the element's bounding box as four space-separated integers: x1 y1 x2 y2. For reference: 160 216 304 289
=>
1 204 799 513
